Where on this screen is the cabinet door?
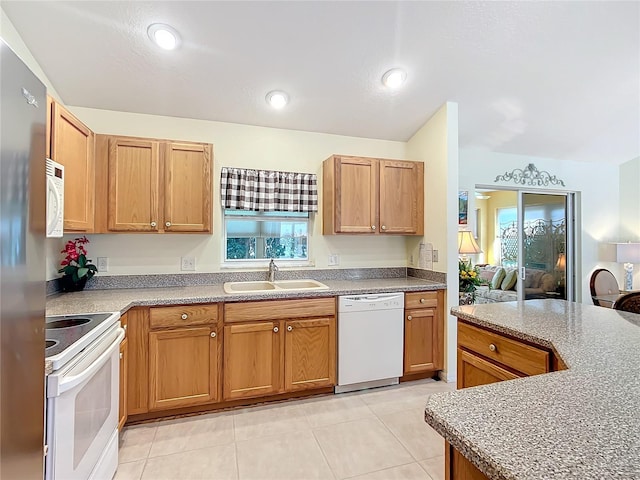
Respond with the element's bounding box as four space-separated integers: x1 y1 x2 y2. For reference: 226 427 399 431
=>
50 101 95 232
107 137 160 231
404 307 443 374
379 160 423 235
334 157 378 233
457 349 520 389
149 326 219 410
164 142 212 232
118 337 128 431
284 318 336 392
223 321 281 400
127 308 149 415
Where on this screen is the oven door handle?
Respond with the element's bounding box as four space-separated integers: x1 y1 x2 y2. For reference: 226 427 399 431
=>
54 328 124 396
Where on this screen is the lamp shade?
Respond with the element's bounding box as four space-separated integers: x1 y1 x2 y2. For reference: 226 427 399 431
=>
556 253 566 271
458 230 482 255
615 243 640 264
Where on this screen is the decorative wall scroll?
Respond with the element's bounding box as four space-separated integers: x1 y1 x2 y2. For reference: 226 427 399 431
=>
494 163 565 187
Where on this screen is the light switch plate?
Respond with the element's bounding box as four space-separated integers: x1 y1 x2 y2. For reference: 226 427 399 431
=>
328 254 340 266
97 257 108 272
432 250 439 263
181 256 196 271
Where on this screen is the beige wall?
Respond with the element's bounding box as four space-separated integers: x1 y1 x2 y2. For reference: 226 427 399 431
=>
60 107 411 278
406 102 459 381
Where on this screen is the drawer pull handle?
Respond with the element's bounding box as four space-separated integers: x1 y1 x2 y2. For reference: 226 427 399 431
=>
407 315 412 321
210 332 216 338
489 344 497 352
181 313 188 320
420 298 425 304
273 326 279 333
287 325 293 332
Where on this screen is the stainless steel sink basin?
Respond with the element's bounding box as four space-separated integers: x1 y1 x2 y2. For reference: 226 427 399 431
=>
223 279 329 294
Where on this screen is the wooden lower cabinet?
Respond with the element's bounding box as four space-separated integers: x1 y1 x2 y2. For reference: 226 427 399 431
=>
446 442 489 480
149 326 219 410
457 349 520 389
118 336 128 431
403 291 444 376
223 321 281 400
284 318 336 391
126 308 149 415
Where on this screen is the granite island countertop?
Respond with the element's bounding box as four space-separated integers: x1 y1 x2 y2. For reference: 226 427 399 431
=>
424 300 640 480
46 276 446 316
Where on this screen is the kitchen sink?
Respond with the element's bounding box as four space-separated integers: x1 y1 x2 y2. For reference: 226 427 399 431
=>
223 279 329 294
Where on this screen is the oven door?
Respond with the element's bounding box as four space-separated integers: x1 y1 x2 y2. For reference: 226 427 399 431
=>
46 326 124 480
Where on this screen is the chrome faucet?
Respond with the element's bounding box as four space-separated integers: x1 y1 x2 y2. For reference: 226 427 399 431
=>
268 259 279 282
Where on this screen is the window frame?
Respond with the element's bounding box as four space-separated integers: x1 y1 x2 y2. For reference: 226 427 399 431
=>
221 209 314 268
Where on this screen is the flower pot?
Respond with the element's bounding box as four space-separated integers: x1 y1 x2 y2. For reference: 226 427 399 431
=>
60 275 88 293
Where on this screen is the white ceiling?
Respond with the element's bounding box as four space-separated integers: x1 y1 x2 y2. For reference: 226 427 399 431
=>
4 1 639 164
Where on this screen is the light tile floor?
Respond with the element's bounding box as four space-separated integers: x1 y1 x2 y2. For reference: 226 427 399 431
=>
116 379 455 480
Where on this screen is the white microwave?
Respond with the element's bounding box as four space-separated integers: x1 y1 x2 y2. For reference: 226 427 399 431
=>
46 158 64 238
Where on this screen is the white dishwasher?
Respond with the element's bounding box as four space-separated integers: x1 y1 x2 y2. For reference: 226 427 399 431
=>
336 292 405 393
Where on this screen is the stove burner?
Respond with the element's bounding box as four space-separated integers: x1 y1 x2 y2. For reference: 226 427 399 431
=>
45 339 58 349
46 318 91 329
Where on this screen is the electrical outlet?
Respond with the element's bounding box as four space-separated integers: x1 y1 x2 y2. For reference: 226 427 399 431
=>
432 250 439 262
97 257 108 272
328 254 340 266
181 256 196 271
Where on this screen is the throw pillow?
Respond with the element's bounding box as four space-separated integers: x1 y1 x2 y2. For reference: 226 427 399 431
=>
479 269 496 283
491 268 506 289
501 269 518 290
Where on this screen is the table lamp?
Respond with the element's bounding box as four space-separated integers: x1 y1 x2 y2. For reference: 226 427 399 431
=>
458 230 482 262
615 242 640 291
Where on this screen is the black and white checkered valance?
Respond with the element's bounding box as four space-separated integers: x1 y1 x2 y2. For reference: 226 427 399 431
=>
220 167 318 212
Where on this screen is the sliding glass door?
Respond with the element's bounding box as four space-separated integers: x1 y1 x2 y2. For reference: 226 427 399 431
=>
517 192 575 301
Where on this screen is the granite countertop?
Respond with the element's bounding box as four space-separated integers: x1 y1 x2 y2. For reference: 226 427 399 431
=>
424 300 640 480
46 276 445 316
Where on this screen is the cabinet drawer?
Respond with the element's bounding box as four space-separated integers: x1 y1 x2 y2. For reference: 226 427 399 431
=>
405 291 438 309
150 304 218 328
458 321 549 376
224 297 335 323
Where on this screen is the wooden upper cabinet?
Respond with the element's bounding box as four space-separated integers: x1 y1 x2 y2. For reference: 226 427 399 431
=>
284 317 336 391
164 142 212 232
107 137 160 231
95 135 213 234
50 101 95 232
324 156 377 233
322 155 423 235
379 160 423 234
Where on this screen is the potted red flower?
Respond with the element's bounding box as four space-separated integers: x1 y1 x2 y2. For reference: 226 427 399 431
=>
58 236 98 292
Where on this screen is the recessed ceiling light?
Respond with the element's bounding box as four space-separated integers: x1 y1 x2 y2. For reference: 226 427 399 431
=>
266 91 289 109
381 68 407 89
147 23 180 50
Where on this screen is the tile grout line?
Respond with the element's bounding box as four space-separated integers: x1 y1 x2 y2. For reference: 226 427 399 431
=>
341 460 423 480
374 409 426 464
232 413 241 480
310 428 339 480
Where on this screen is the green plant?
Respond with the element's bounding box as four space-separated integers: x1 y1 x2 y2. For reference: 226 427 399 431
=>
58 236 97 284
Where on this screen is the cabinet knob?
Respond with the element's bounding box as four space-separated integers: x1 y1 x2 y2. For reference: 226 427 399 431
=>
273 326 279 333
287 325 293 332
371 225 376 230
123 324 127 331
420 298 425 304
119 352 123 360
381 225 387 231
489 344 497 352
407 315 412 321
150 221 157 227
181 313 188 320
210 332 217 338
165 221 172 227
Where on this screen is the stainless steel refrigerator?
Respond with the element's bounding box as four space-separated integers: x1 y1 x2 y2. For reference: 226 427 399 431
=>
0 39 46 479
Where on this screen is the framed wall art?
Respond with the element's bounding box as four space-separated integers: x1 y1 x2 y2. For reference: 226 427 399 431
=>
458 190 468 225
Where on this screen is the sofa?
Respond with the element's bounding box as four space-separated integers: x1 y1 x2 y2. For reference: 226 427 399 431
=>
474 265 557 304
